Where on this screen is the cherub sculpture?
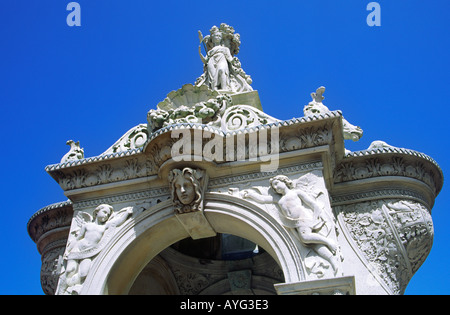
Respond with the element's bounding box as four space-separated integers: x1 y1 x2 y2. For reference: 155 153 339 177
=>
58 204 133 294
243 175 339 273
196 23 253 93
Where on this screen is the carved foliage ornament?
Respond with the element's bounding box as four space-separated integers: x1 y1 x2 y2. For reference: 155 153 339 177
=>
41 246 66 295
147 85 232 133
55 156 148 191
336 199 433 294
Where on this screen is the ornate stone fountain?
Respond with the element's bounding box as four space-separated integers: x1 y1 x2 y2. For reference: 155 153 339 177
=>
28 23 442 295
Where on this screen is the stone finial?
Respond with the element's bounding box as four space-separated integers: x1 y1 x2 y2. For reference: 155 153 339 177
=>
61 140 84 163
311 86 326 103
367 140 395 150
168 167 216 239
303 86 363 142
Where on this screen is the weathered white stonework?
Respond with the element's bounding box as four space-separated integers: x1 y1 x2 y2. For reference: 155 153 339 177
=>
61 140 84 163
335 199 433 294
28 23 442 295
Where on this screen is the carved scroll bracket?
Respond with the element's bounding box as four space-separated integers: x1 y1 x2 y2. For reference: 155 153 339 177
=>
176 211 216 240
168 167 216 239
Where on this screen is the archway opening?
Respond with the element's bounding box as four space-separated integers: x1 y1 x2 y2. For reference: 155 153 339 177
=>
86 196 305 294
128 234 284 295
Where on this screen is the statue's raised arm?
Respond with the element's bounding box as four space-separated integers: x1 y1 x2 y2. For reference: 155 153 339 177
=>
198 30 207 64
242 189 274 203
105 206 133 229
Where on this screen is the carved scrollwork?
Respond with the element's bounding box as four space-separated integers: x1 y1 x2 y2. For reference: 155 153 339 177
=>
220 105 279 132
102 124 149 155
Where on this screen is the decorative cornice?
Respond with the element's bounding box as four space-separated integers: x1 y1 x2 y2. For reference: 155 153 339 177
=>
331 188 429 208
345 147 442 175
45 111 343 172
335 148 443 197
27 200 73 243
42 112 343 193
209 161 323 188
45 148 143 172
72 187 170 211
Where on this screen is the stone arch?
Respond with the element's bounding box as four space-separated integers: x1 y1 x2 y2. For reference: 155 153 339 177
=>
81 194 305 294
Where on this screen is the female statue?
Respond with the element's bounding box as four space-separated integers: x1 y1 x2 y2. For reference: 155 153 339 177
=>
196 24 253 93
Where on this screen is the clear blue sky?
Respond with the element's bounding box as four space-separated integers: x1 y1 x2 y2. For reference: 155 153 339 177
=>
1 0 448 294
